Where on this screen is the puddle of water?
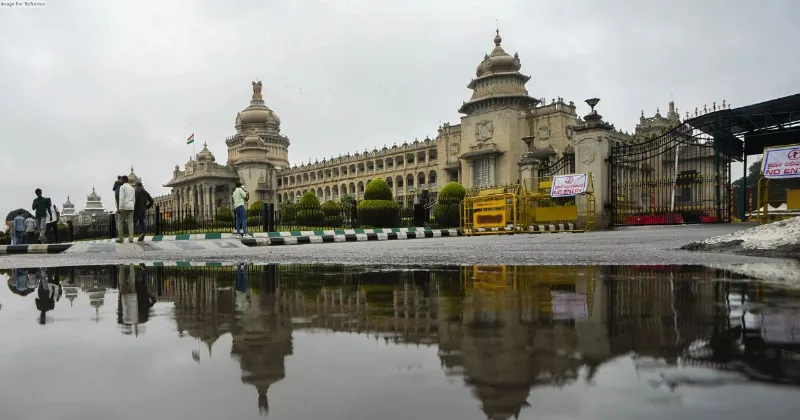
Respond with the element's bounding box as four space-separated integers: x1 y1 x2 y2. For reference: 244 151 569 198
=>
1 264 800 420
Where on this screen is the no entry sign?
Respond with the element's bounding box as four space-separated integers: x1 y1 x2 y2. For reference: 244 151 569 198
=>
550 174 589 197
762 145 800 179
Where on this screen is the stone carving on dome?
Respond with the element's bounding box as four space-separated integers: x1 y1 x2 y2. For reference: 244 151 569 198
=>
449 141 460 156
475 120 493 142
252 80 262 97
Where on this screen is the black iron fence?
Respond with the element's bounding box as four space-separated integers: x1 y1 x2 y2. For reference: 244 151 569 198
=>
55 201 462 241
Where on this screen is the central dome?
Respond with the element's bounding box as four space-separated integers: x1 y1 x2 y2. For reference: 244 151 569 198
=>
238 80 281 131
476 30 521 77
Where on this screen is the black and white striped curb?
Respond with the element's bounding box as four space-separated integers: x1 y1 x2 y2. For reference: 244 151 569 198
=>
242 228 461 246
528 223 576 232
0 244 72 255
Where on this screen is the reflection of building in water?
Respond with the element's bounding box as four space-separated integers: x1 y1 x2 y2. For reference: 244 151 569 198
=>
438 265 609 420
605 265 722 361
126 263 738 419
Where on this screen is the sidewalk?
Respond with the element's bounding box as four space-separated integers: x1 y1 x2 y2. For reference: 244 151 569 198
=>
0 227 463 255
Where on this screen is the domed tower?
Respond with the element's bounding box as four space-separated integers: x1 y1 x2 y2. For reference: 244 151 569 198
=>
127 166 141 185
454 30 541 189
226 80 290 170
459 30 539 115
84 187 105 216
61 196 76 222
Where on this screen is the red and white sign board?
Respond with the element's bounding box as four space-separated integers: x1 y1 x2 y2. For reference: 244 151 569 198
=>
762 145 800 179
550 173 589 197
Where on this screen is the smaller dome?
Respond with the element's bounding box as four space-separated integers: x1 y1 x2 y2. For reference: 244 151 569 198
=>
238 81 281 131
196 142 216 162
87 186 101 201
63 196 75 209
128 166 141 185
475 30 521 77
242 129 262 147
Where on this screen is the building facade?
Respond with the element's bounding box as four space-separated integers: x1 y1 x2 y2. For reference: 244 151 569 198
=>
150 29 715 225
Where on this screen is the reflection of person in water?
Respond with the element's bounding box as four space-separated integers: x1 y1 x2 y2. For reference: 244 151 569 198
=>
117 265 157 331
35 268 62 325
235 263 250 312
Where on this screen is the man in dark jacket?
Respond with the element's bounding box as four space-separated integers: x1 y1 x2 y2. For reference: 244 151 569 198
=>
32 188 53 243
113 176 123 207
134 182 154 241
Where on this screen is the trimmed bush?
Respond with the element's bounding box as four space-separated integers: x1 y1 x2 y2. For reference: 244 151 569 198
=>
299 192 320 207
297 192 323 227
364 179 393 201
280 202 297 224
433 202 461 228
247 200 265 217
246 215 261 227
215 206 234 222
321 200 343 228
357 199 400 227
438 182 467 203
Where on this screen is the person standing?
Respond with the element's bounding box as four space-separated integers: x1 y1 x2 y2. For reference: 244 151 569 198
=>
232 182 249 237
5 220 15 245
116 175 136 244
133 182 154 242
113 175 123 208
32 189 53 244
12 211 26 245
24 214 37 244
45 205 60 243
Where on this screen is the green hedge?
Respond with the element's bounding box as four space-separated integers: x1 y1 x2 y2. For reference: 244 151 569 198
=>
433 202 461 228
216 207 234 222
247 200 265 217
321 201 343 227
281 202 297 224
299 192 321 207
297 209 324 227
438 182 467 203
357 199 399 227
364 179 393 201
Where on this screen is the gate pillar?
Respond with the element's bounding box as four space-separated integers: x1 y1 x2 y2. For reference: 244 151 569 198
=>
573 99 614 228
517 136 540 190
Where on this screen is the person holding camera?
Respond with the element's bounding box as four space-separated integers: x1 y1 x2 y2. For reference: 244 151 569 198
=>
232 182 249 237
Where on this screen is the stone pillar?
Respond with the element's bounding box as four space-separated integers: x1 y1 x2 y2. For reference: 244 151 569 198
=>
462 159 473 189
517 153 540 191
574 132 613 227
489 155 496 186
210 185 217 212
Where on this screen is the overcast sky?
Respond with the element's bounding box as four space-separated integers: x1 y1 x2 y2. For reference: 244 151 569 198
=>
1 0 798 216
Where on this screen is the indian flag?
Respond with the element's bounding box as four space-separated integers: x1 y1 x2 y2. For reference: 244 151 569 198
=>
186 133 195 144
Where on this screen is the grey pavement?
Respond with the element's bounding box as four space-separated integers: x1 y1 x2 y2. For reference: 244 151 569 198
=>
0 223 788 269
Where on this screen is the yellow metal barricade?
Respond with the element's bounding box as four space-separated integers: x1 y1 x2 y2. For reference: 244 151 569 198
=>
462 191 519 236
518 173 596 233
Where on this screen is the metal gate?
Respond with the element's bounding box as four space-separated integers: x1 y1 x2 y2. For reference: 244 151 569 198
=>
609 121 734 226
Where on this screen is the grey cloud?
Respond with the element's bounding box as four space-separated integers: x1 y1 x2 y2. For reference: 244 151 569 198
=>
1 0 798 219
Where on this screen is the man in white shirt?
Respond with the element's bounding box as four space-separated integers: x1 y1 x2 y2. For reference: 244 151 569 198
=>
24 215 37 244
116 175 136 243
232 182 249 236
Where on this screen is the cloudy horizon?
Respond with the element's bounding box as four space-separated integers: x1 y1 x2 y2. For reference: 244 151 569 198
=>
1 0 798 219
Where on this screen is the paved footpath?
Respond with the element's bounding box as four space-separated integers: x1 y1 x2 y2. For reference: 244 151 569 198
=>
0 224 788 270
0 227 460 255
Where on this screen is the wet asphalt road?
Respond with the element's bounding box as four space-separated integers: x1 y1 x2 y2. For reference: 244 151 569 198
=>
0 224 786 268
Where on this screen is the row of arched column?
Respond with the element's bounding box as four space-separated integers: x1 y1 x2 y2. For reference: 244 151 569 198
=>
277 170 438 203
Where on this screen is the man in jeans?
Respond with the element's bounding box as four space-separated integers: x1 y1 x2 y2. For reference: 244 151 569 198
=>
134 182 154 242
24 214 37 244
32 188 53 244
232 182 249 237
12 211 26 245
116 175 136 243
